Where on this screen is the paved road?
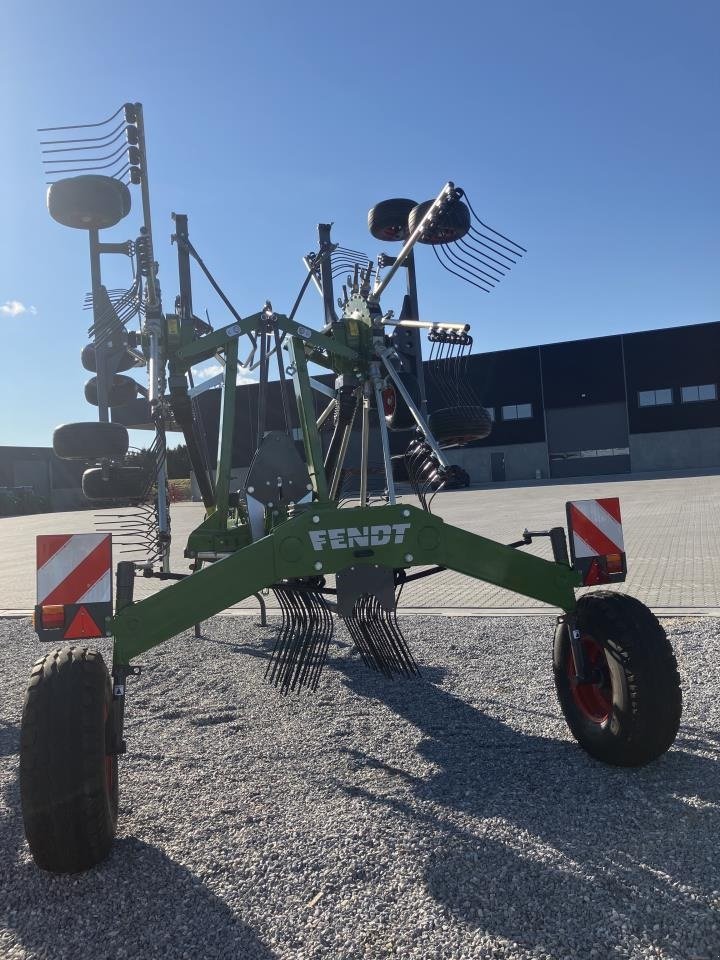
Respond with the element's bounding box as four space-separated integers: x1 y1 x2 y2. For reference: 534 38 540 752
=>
2 471 719 613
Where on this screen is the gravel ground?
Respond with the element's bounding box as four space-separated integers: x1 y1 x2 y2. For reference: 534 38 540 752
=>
0 613 718 960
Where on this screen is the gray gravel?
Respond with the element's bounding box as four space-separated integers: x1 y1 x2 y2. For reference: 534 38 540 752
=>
0 613 718 960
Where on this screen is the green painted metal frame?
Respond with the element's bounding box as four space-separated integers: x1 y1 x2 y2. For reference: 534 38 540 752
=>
111 503 580 665
109 292 582 672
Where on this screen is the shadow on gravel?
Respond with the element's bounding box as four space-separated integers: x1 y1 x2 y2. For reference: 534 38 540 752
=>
0 770 277 960
338 661 720 959
0 721 19 757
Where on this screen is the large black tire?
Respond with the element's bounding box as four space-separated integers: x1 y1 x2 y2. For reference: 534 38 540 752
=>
82 464 149 501
20 647 118 873
81 342 140 374
84 374 139 408
382 371 421 431
554 592 682 767
368 198 417 242
428 405 492 445
408 198 471 245
47 175 131 230
53 422 129 461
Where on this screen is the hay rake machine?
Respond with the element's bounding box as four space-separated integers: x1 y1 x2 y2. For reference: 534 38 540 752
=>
21 104 682 873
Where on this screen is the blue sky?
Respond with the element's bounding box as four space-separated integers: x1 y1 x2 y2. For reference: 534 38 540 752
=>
1 0 718 447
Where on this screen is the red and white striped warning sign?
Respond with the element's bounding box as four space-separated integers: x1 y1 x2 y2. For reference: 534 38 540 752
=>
566 498 624 559
37 534 112 606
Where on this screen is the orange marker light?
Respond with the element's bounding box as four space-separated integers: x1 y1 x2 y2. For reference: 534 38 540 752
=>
41 604 65 629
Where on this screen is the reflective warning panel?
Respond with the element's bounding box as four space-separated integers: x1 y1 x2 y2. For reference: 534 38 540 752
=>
35 534 112 640
566 498 626 585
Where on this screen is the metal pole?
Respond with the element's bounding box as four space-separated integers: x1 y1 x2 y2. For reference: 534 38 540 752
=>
372 373 396 505
88 228 109 423
135 103 170 571
359 384 371 506
371 182 454 302
329 419 355 500
378 347 450 466
316 398 337 429
404 249 428 416
317 224 337 327
133 104 158 309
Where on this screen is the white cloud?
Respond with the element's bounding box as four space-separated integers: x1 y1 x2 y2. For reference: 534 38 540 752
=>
194 363 224 380
194 362 256 385
1 300 37 317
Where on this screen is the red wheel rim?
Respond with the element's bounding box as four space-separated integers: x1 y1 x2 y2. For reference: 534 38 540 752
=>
566 634 612 723
382 387 396 417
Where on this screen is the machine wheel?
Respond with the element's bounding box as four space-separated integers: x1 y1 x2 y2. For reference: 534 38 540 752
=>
20 646 118 873
428 405 492 445
82 464 149 501
47 174 131 230
368 199 417 242
81 342 139 374
84 374 139 408
53 422 129 461
408 198 471 245
553 592 682 767
382 371 421 431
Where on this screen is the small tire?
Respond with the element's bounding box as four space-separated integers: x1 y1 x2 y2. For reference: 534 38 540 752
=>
53 422 129 461
84 374 139 408
81 343 140 374
428 405 492 445
368 199 417 242
47 175 131 230
408 198 471 245
20 646 118 873
383 371 421 431
553 592 682 767
82 464 149 501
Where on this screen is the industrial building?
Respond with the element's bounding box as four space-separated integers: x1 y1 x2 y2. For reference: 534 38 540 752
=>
0 446 86 513
3 319 717 513
193 318 720 485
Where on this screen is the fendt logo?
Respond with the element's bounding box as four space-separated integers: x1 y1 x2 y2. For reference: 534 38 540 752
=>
309 524 411 552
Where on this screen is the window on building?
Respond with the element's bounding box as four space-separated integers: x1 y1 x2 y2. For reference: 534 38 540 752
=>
681 383 717 403
501 403 533 421
638 388 673 407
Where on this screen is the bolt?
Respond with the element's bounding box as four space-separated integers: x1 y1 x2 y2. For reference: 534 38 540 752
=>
247 486 255 494
402 509 410 517
404 554 414 563
306 483 313 491
312 515 320 523
314 561 323 571
268 502 273 508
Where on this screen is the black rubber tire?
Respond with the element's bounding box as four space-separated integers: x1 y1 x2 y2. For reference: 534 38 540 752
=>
553 592 682 767
368 199 417 242
408 198 471 245
81 342 139 374
20 646 118 873
383 371 421 431
82 465 148 501
428 405 492 445
47 174 131 230
84 374 139 408
53 422 129 461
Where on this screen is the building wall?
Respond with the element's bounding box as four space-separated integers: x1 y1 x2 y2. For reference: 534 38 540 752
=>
624 323 720 434
629 427 720 471
447 442 549 482
189 321 720 484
